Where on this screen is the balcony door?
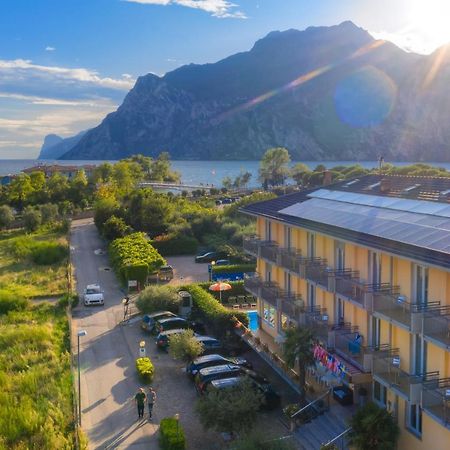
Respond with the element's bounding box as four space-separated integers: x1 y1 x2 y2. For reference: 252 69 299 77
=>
265 264 272 283
265 220 272 241
284 226 292 250
336 297 345 324
284 271 292 296
307 232 315 258
414 264 429 306
335 241 345 271
307 282 316 312
413 334 426 376
371 316 381 347
368 251 381 286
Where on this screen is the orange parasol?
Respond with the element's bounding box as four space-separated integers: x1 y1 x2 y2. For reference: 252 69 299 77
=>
209 282 232 302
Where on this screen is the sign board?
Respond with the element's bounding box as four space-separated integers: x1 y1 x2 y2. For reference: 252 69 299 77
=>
128 280 138 288
445 389 450 398
139 347 146 357
392 356 400 367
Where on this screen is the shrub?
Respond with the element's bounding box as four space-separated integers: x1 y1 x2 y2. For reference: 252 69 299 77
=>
159 417 186 450
212 264 256 275
0 289 29 315
39 203 59 224
233 433 296 450
102 215 132 241
22 206 42 232
136 285 180 314
168 329 204 362
183 284 248 337
197 281 247 303
29 241 68 265
151 233 198 256
135 357 154 383
109 232 165 286
0 205 14 230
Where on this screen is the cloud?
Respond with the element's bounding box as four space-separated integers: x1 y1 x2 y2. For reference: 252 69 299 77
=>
370 29 436 54
0 91 116 107
45 46 56 51
123 0 246 19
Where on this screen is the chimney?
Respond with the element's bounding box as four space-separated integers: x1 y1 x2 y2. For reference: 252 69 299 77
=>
323 170 332 185
380 178 391 193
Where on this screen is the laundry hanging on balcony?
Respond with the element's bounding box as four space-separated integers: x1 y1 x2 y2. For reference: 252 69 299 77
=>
313 343 347 380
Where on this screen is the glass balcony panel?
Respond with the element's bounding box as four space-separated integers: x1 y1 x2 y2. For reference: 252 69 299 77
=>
334 329 368 371
243 274 263 296
242 235 260 257
260 242 279 264
423 307 450 350
422 378 450 427
305 263 330 289
372 288 414 329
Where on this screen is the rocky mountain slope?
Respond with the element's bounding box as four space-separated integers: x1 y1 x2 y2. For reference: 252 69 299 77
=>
60 21 450 161
39 131 87 159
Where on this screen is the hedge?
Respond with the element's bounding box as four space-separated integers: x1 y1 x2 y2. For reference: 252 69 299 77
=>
151 233 198 256
197 281 248 303
159 417 186 450
211 264 256 275
183 284 248 337
135 357 154 383
109 233 165 286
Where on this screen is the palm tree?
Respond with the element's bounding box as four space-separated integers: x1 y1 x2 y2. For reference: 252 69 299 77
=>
349 402 399 450
283 326 315 404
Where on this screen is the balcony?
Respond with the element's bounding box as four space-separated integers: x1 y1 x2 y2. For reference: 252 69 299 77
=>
304 259 333 291
243 274 264 297
242 235 261 257
372 349 439 402
278 248 305 278
422 378 450 428
423 306 450 350
281 295 305 321
302 307 330 344
259 242 279 264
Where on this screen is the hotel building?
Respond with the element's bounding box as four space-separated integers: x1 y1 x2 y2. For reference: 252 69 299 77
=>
241 175 450 450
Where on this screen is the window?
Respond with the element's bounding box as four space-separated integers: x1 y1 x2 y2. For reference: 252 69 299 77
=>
280 313 290 331
307 232 315 258
307 282 316 311
413 334 426 376
284 226 292 249
371 316 380 347
263 302 276 328
407 402 422 436
265 264 272 283
265 220 272 241
284 271 292 295
414 264 429 306
369 251 381 285
373 381 387 407
335 240 345 271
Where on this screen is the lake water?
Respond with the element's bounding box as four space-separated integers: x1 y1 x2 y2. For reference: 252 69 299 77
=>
1 159 449 187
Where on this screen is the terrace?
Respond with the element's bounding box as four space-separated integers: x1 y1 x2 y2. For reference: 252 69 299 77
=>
423 306 450 350
422 378 450 428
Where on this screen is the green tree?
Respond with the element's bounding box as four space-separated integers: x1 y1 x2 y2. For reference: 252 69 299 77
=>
39 203 59 224
22 206 42 232
291 163 311 186
283 326 315 404
233 433 296 450
69 170 89 205
92 162 114 183
168 329 204 362
94 197 121 232
195 377 263 436
150 152 180 182
47 173 69 203
125 154 153 178
222 176 233 190
259 147 291 189
0 205 14 230
349 402 399 450
102 216 132 241
112 161 140 194
136 285 180 314
8 173 34 208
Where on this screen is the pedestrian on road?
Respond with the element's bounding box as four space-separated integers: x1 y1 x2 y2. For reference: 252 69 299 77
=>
135 388 146 419
147 387 156 419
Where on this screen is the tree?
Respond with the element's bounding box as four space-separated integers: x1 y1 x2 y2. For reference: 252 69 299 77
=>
222 176 233 190
8 173 34 208
39 203 59 224
102 216 132 241
291 163 311 186
259 147 291 189
112 161 140 194
233 433 296 450
195 377 263 436
94 197 121 232
168 329 204 362
283 326 315 404
69 170 89 205
136 285 180 313
349 402 399 450
92 162 114 184
0 205 14 230
47 173 69 203
22 206 42 232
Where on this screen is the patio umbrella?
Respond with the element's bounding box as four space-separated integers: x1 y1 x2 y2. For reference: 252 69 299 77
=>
209 282 232 303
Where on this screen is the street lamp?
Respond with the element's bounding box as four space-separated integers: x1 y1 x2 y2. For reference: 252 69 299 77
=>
210 261 216 282
77 329 87 426
174 413 180 438
139 340 146 357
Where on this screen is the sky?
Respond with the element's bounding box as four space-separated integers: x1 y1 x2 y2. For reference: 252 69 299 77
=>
1 0 449 159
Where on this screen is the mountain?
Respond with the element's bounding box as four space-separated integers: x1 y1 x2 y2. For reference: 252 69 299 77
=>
39 130 87 159
60 21 450 161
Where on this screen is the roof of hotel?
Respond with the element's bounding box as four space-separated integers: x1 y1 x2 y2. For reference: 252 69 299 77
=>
240 175 450 268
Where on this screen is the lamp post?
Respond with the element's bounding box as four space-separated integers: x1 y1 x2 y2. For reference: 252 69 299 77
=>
174 413 180 438
210 261 216 282
77 329 87 426
139 340 146 358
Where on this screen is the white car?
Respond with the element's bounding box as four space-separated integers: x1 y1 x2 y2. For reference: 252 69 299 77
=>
83 284 105 306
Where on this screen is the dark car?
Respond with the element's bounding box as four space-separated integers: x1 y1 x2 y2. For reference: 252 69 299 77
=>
194 336 223 355
156 328 196 350
186 354 252 378
209 376 281 410
141 311 177 333
154 317 189 334
195 364 268 394
195 251 228 263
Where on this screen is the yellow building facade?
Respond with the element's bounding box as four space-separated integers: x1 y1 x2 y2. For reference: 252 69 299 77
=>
242 175 450 450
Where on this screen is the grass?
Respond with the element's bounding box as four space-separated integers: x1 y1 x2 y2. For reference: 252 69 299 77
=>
0 303 75 449
0 228 68 297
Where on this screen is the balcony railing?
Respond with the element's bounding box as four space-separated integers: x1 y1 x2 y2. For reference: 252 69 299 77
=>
422 378 450 427
242 235 261 257
372 349 439 401
279 248 305 277
305 260 332 290
302 307 329 344
260 281 280 308
423 306 450 350
259 242 279 264
243 274 264 297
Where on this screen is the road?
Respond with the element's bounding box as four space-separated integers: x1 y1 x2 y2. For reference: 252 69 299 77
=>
71 218 158 449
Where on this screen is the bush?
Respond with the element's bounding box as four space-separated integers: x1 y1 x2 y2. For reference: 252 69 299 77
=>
22 206 42 232
159 417 186 450
212 264 256 275
102 215 132 241
29 241 68 265
39 203 59 224
135 357 154 383
168 329 204 362
197 280 247 302
233 433 296 450
183 284 248 337
136 285 180 314
152 233 199 256
109 232 165 286
0 205 14 230
0 289 29 315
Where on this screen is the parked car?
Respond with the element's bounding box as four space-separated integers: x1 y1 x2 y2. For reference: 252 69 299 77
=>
215 259 231 266
194 336 223 355
156 328 197 351
154 317 189 334
141 311 177 333
158 265 174 281
83 284 104 306
209 376 281 410
195 364 268 394
186 354 252 378
195 251 228 263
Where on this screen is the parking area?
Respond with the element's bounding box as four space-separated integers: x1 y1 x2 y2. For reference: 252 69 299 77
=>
165 255 210 285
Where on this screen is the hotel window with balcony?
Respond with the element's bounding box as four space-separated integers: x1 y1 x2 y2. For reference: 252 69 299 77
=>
369 250 381 285
371 316 381 347
265 220 272 241
284 271 292 295
413 334 427 376
335 240 345 271
265 264 272 283
307 282 316 311
284 226 292 249
407 402 422 437
413 264 429 306
373 380 387 408
307 232 315 258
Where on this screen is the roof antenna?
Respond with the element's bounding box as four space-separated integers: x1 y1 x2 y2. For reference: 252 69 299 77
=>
378 155 384 175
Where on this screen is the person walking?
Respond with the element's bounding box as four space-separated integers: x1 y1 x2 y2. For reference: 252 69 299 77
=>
147 387 156 420
134 388 146 419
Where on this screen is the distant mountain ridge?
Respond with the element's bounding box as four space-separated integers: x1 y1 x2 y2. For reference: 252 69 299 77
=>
39 131 87 159
58 21 450 161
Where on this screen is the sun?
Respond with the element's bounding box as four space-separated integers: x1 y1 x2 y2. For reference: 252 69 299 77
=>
409 0 450 51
